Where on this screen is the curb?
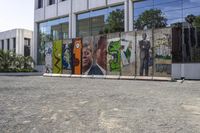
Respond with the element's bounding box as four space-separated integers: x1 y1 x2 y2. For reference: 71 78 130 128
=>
43 73 174 82
0 72 43 76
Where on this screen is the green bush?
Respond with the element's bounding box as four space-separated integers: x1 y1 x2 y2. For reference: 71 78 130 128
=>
0 50 36 73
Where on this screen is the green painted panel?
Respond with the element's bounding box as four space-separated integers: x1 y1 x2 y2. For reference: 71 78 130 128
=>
53 40 62 74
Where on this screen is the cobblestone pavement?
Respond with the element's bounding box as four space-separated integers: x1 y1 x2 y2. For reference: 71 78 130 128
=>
0 76 200 133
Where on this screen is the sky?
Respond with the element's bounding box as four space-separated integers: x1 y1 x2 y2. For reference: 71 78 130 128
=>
0 0 34 32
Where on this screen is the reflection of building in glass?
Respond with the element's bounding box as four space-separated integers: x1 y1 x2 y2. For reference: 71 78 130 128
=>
133 0 200 63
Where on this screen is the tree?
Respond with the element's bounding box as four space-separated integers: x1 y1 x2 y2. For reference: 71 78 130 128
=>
194 16 200 27
134 9 167 30
0 50 14 71
185 14 196 27
104 9 124 33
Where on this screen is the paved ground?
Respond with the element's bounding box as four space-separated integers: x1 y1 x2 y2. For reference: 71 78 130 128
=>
0 76 200 133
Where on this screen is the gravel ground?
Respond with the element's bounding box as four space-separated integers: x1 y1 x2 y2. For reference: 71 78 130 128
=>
0 76 200 133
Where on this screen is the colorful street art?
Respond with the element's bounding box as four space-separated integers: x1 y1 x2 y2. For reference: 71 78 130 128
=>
136 30 153 76
53 40 62 74
62 40 72 74
72 38 82 75
107 33 121 75
154 28 172 77
45 42 53 73
121 32 136 76
45 28 173 78
94 35 107 75
82 36 95 75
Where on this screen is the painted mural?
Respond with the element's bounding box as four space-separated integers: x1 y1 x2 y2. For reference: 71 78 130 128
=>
82 36 95 75
72 38 82 75
136 30 153 76
53 40 62 74
62 39 72 74
121 32 136 76
154 28 172 77
94 35 107 75
107 33 121 75
45 42 53 73
45 28 174 78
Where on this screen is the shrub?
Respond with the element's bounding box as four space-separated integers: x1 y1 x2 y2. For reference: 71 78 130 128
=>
0 50 36 73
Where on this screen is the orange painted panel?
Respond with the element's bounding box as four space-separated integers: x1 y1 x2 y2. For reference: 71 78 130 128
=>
72 38 82 75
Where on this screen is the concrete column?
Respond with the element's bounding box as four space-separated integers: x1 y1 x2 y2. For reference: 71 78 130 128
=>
30 37 33 59
69 0 72 38
15 29 24 56
124 0 129 32
33 23 38 63
128 0 133 31
15 30 19 55
19 30 24 56
71 13 77 38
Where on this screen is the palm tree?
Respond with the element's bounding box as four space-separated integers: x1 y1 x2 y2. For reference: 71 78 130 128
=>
0 50 14 71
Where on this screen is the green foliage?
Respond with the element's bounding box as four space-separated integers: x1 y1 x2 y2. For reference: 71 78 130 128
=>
104 9 124 33
0 50 35 73
134 9 167 30
194 16 200 27
185 14 196 26
0 50 14 70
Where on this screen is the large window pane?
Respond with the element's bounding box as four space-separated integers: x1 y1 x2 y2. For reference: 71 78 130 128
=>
37 17 69 65
76 5 124 37
133 0 200 63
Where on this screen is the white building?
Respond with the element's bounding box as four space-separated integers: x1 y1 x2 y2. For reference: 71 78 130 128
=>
0 29 33 58
34 0 200 79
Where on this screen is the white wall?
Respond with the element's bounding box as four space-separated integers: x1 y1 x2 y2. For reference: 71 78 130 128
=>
58 0 71 16
172 64 200 79
72 0 88 13
35 8 45 22
107 0 124 5
45 1 57 19
89 0 106 9
0 29 33 57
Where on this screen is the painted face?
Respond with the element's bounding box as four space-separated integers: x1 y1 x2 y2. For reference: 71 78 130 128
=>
97 45 107 68
82 46 93 70
96 37 107 69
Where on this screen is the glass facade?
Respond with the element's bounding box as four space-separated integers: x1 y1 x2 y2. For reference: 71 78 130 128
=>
38 17 69 65
133 0 200 63
76 5 124 37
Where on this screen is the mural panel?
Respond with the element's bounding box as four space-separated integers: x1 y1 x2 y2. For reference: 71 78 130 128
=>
93 35 107 75
121 32 136 76
45 42 53 73
53 40 62 74
154 28 172 77
62 39 72 74
72 38 82 75
82 36 95 75
107 33 121 75
136 30 153 76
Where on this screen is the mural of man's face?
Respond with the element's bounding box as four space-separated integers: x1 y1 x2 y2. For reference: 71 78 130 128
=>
82 46 93 71
96 37 107 69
